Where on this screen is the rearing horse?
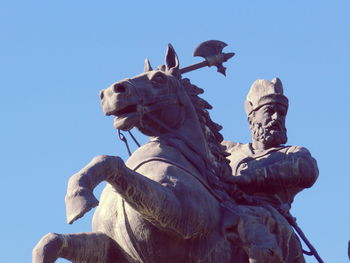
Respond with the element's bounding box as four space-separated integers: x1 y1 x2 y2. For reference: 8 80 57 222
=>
33 45 284 263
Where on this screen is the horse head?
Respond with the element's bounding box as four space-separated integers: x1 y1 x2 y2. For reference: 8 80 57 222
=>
100 44 190 136
100 44 231 185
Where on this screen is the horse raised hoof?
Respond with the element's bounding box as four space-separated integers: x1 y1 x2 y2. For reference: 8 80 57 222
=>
32 233 63 263
65 187 99 224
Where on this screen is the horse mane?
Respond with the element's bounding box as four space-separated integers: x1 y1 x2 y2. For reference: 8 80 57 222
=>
180 77 233 200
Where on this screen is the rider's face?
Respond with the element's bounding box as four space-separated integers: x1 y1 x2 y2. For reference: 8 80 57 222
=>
250 103 288 148
255 103 287 129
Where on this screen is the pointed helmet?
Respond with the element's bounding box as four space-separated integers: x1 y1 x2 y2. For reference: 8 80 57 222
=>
244 77 289 116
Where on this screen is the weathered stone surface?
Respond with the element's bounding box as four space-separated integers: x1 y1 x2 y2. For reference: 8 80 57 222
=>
32 43 320 263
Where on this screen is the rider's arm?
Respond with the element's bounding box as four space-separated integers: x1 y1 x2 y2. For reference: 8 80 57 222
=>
229 146 319 190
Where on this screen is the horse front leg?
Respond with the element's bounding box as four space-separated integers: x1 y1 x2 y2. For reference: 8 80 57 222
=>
32 232 132 263
65 154 201 238
65 155 123 224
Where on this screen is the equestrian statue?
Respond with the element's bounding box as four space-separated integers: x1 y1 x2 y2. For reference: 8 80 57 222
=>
33 41 321 263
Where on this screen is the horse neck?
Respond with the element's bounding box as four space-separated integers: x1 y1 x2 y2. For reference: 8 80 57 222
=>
168 98 209 163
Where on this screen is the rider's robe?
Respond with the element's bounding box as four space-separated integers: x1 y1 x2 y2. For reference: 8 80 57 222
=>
223 141 319 263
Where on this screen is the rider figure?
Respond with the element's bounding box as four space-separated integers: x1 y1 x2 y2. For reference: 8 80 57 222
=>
223 78 319 262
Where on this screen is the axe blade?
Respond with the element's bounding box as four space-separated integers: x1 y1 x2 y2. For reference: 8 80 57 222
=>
180 40 235 75
193 40 228 58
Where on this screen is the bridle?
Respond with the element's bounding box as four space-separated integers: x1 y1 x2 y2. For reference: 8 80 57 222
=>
118 77 211 178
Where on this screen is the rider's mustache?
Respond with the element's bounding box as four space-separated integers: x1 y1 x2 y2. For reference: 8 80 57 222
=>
264 120 283 131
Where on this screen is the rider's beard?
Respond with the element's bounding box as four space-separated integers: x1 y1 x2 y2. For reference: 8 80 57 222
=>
251 119 287 147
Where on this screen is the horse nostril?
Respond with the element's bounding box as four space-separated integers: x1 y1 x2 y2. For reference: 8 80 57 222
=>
99 90 104 100
114 84 126 93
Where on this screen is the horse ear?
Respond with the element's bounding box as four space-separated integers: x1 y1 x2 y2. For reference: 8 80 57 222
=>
144 58 153 72
165 44 180 76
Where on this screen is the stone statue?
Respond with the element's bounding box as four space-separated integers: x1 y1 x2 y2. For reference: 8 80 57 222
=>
32 42 321 263
223 78 320 262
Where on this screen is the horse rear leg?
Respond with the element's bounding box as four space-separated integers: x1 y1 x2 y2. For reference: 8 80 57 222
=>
32 232 133 263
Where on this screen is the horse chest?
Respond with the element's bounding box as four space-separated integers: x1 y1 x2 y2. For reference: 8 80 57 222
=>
93 184 190 263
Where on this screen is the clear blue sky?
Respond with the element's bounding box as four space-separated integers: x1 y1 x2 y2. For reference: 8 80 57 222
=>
1 1 349 262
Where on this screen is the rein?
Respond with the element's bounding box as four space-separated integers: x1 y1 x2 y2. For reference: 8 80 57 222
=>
117 129 140 156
